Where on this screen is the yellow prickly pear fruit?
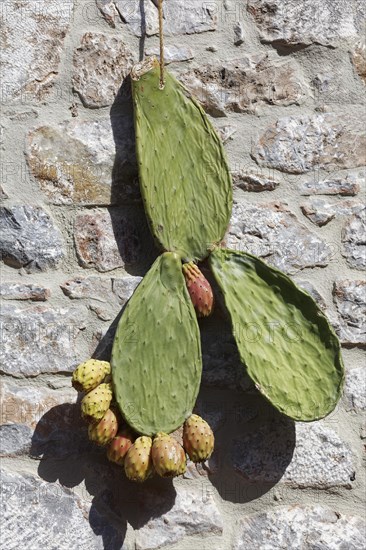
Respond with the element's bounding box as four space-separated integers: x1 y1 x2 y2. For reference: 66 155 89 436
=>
183 414 214 463
124 436 153 482
72 359 110 393
81 383 113 423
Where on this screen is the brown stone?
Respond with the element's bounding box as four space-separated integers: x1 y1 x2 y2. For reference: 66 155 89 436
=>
74 210 142 272
72 32 135 108
180 54 305 116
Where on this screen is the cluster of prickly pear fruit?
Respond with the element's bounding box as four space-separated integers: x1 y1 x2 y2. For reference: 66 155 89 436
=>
72 357 214 482
66 57 344 486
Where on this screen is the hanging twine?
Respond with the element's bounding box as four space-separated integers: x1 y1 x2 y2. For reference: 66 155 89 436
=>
158 0 165 88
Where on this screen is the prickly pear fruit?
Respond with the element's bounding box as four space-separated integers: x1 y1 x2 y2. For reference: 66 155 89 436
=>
124 436 153 482
107 430 135 466
151 433 186 477
182 262 214 317
72 359 110 393
81 383 113 423
88 408 118 446
183 414 214 463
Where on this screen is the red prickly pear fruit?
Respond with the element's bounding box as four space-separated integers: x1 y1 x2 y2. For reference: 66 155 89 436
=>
183 414 214 463
151 432 186 477
107 430 136 466
88 408 118 446
182 262 214 317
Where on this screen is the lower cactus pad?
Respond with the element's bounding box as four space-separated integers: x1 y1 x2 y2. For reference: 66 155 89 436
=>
111 252 202 435
209 248 344 421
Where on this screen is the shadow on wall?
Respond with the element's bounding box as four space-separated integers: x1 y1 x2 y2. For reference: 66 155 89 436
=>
30 298 296 548
108 74 158 277
30 400 177 549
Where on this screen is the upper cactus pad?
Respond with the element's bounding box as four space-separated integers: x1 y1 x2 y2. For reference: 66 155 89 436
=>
209 248 344 421
111 252 202 435
131 58 232 262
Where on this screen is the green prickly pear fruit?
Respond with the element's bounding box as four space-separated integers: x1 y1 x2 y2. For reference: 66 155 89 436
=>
88 408 118 446
72 359 110 393
107 430 136 466
183 414 214 463
124 436 153 482
151 432 187 477
81 383 113 423
182 262 214 317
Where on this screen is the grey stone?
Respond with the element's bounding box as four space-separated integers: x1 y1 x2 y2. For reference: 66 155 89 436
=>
74 210 142 272
333 280 366 346
234 22 244 46
344 367 366 411
301 198 364 226
0 282 50 301
114 0 217 37
0 206 64 272
233 505 366 549
232 418 355 488
0 186 8 201
294 280 327 310
61 276 112 300
253 114 366 174
114 0 159 36
72 32 135 108
247 0 365 47
232 171 279 192
135 485 223 549
1 0 74 103
96 0 119 27
111 276 142 304
26 117 138 205
216 124 237 143
0 424 33 456
0 468 123 549
180 54 304 116
145 45 194 63
0 380 86 458
300 175 361 196
352 39 366 84
342 208 366 269
227 200 331 274
0 304 87 377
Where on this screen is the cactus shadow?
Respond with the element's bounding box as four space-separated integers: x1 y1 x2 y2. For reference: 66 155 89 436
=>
109 76 158 277
197 306 297 504
31 403 177 549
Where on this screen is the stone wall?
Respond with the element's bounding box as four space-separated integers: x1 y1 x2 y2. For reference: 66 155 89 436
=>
1 1 365 548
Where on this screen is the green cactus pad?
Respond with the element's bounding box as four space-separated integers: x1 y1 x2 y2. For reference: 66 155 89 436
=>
111 252 202 435
209 248 344 421
131 57 232 262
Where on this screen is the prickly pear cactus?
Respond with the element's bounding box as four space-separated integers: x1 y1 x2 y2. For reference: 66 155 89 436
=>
131 57 232 262
111 252 202 436
209 248 344 421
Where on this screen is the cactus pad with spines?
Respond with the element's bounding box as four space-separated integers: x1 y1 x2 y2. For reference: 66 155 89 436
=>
111 252 202 436
131 57 232 262
209 248 344 421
